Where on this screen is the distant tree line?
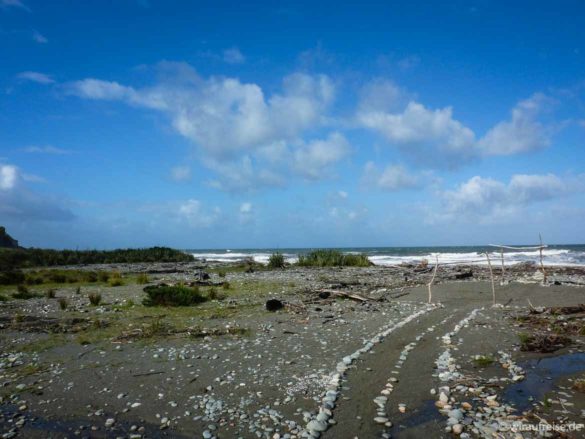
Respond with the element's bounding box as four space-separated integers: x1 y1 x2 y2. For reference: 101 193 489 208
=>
0 247 194 270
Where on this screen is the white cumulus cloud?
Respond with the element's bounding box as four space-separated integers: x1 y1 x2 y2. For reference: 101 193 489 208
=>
437 173 583 222
362 162 424 191
358 82 554 167
0 164 73 221
292 132 350 180
177 199 221 227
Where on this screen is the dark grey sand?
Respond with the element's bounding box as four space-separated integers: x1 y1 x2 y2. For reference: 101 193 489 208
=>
1 264 585 438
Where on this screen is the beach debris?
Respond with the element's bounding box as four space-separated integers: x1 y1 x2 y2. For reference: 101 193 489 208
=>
315 289 371 302
519 333 571 353
195 270 210 281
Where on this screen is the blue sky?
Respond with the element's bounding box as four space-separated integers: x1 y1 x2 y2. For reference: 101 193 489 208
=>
1 0 584 249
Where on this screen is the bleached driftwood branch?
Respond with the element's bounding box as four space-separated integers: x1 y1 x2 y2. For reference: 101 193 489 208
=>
485 252 496 305
427 255 439 304
500 248 506 285
539 233 547 284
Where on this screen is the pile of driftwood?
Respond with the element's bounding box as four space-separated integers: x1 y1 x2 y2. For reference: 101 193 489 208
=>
528 302 585 315
265 288 375 313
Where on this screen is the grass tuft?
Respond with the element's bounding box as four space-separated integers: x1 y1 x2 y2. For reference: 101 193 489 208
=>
88 292 102 306
108 271 124 287
45 289 56 299
13 285 40 299
58 297 68 310
472 355 495 367
268 252 285 269
136 273 149 284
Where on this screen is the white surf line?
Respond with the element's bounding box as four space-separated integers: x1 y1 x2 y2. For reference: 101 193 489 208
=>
434 309 531 437
301 303 439 438
371 312 455 437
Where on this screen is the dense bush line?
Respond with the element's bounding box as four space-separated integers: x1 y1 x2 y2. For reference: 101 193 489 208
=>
0 246 193 270
0 269 117 286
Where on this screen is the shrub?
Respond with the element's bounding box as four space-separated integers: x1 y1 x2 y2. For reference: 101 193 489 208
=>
97 272 110 283
0 294 8 302
0 270 25 285
109 278 124 287
208 287 226 301
143 285 207 307
76 286 81 295
58 298 68 310
13 285 40 299
45 289 56 299
218 271 226 278
108 271 124 287
268 252 285 269
222 281 231 290
573 379 585 393
297 249 372 267
88 292 102 306
136 273 149 284
108 272 123 287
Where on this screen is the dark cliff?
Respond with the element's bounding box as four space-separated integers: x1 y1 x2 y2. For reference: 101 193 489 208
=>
0 227 19 249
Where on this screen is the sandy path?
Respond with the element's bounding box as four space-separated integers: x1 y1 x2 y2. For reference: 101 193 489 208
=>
324 305 464 438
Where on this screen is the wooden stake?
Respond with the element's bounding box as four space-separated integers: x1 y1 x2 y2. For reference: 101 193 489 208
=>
500 248 505 284
485 252 496 305
539 233 547 284
427 255 439 304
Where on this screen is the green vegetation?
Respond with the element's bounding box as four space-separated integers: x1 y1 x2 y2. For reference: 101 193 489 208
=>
0 268 112 286
518 332 532 350
268 252 285 268
58 297 68 310
136 273 149 284
207 287 226 301
0 246 193 270
143 285 208 307
12 285 41 299
472 355 495 367
573 378 585 393
108 272 124 287
0 294 8 302
88 292 102 306
45 289 56 299
297 249 372 267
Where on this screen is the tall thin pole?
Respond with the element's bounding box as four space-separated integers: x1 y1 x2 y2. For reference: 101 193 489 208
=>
539 233 547 284
486 252 496 305
428 255 439 304
500 248 505 284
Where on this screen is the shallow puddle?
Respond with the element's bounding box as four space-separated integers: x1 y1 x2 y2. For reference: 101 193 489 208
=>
391 399 443 434
504 352 585 411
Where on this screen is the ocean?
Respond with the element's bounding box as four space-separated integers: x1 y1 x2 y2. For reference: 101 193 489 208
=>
186 244 585 267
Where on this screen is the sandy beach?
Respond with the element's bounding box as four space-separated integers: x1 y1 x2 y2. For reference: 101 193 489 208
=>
1 262 585 438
